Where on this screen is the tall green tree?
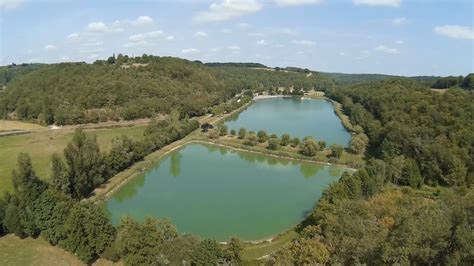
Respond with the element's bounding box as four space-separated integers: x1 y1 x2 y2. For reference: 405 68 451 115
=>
280 133 291 146
301 138 319 157
238 128 247 139
51 154 70 195
257 130 268 142
63 129 105 199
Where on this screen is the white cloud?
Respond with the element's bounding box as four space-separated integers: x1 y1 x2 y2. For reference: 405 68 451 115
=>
227 45 240 50
221 28 232 34
131 16 154 26
67 33 80 40
256 39 268 45
291 39 316 46
60 56 69 61
44 44 57 51
182 48 200 54
128 30 163 42
195 0 262 22
166 35 175 41
274 0 321 7
353 0 401 7
392 17 409 25
0 0 23 10
434 25 474 40
86 22 108 32
395 40 404 44
85 21 123 33
194 31 208 38
374 45 398 54
339 52 346 56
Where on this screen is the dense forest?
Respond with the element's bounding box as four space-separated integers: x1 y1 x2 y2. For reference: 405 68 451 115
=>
213 66 334 93
328 79 473 187
0 63 44 86
432 74 474 89
269 78 474 264
0 57 234 124
204 62 267 68
0 55 327 125
0 56 473 264
324 72 441 86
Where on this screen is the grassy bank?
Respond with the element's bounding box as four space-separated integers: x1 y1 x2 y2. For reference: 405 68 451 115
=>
0 125 146 195
241 229 298 261
197 135 363 169
0 119 45 131
0 235 118 266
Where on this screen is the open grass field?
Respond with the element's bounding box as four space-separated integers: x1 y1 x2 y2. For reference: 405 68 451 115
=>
0 125 146 196
0 235 119 266
0 119 45 131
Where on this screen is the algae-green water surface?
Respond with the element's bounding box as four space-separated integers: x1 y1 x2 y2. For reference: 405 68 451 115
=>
104 143 346 241
225 98 351 146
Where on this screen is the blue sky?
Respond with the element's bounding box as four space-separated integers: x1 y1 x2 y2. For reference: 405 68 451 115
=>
1 0 473 76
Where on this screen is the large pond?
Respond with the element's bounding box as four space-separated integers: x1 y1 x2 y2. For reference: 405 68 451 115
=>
225 97 351 146
104 143 347 241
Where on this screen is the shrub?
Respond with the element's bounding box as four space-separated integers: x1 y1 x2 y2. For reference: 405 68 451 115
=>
257 130 268 142
280 133 291 146
267 139 279 150
291 137 301 147
218 125 228 136
238 128 247 139
301 138 319 157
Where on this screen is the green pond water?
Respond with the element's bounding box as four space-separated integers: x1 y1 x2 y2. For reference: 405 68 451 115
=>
104 143 347 241
225 97 351 146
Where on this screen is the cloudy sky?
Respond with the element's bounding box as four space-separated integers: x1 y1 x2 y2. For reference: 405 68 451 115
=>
1 0 473 76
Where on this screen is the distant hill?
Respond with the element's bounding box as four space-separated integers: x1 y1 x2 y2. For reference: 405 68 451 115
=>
204 62 268 68
0 63 44 86
0 56 332 125
324 72 440 87
431 74 474 90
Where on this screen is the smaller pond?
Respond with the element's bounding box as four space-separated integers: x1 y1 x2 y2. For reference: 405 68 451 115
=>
224 97 351 146
103 143 347 241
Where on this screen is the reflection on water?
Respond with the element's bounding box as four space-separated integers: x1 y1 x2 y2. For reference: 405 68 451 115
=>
170 152 182 177
300 163 324 179
112 173 146 203
329 165 344 178
224 98 351 146
104 143 349 241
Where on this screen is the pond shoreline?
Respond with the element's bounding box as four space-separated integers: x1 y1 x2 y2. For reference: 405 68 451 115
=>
88 95 358 254
90 95 357 203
